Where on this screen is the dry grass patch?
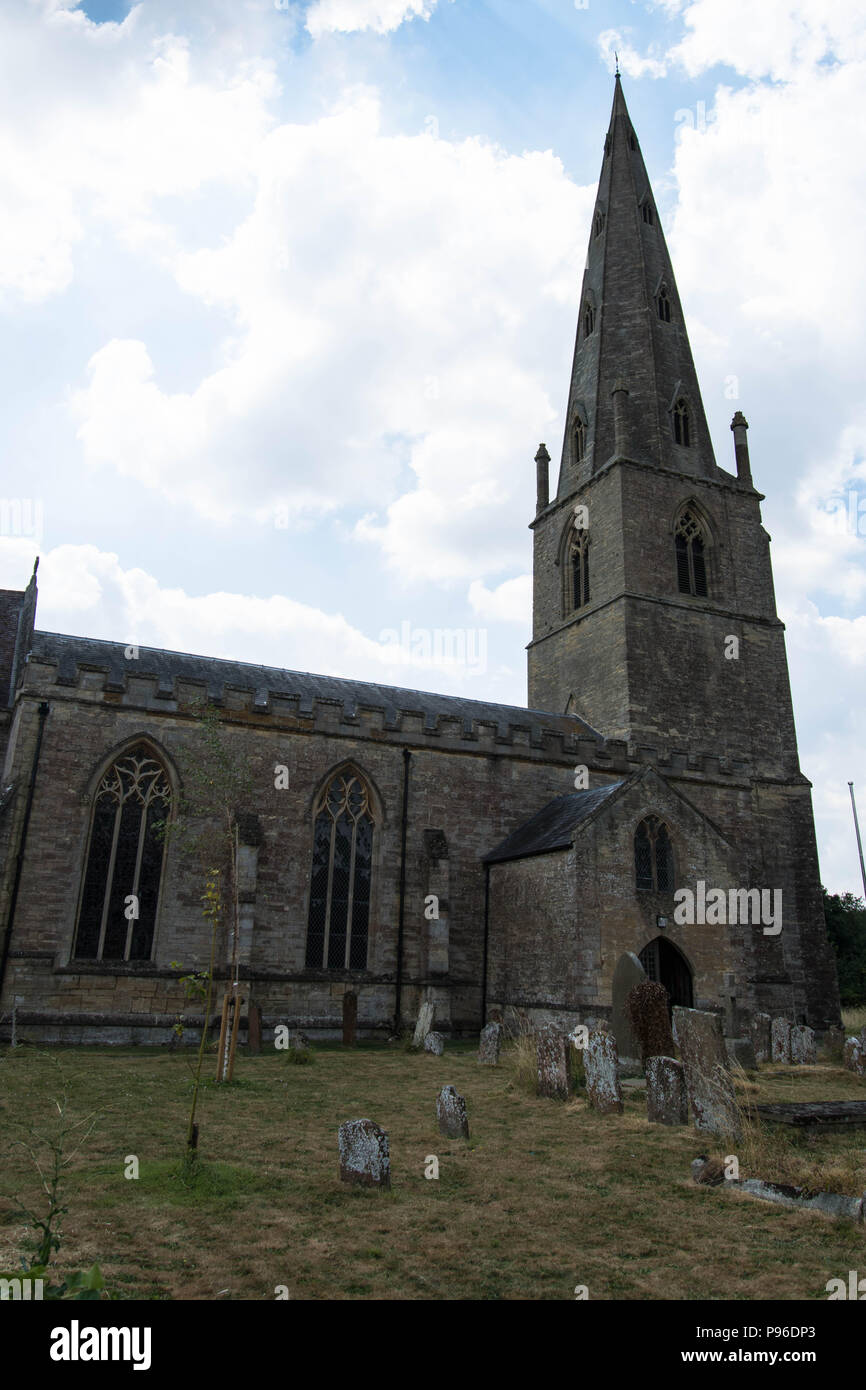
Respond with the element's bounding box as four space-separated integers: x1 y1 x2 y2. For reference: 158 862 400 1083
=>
0 1040 863 1301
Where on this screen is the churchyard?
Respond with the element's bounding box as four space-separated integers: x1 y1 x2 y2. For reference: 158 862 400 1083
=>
1 1009 864 1301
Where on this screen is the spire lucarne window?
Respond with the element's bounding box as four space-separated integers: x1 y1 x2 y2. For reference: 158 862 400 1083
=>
74 744 171 961
675 508 708 596
583 301 595 336
306 769 374 970
569 527 590 611
574 417 586 463
657 287 671 322
673 398 690 446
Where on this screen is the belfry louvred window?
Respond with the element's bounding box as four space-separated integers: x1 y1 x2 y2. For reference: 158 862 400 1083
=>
74 745 171 961
634 816 674 892
306 769 374 970
675 508 708 597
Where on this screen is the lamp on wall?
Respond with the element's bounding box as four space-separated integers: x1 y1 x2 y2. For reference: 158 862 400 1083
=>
656 915 668 930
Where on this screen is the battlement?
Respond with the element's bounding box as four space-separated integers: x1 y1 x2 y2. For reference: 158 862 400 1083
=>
19 630 757 781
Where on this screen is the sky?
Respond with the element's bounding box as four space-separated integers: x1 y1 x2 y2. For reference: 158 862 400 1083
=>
0 0 864 894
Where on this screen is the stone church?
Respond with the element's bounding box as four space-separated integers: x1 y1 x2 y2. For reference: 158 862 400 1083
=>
0 78 841 1047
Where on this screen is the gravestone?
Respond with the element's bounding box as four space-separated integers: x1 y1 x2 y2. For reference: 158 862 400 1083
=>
287 1029 309 1050
436 1085 469 1139
646 1056 688 1125
584 1028 623 1114
750 1012 771 1063
247 1003 262 1055
424 1031 445 1056
536 1024 572 1100
478 1021 502 1065
844 1037 865 1075
726 1036 757 1069
771 1017 792 1064
338 1118 390 1188
625 979 676 1066
790 1024 816 1065
673 1006 741 1138
413 996 434 1048
610 952 646 1063
342 991 357 1047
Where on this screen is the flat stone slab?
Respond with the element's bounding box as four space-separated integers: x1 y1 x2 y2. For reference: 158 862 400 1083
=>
728 1178 864 1223
755 1101 866 1133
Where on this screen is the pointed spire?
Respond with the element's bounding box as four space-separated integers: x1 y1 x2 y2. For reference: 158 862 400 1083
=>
556 77 718 499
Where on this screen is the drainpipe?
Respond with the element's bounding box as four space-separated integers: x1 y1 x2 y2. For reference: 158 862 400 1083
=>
481 861 491 1027
0 700 49 1001
394 748 411 1031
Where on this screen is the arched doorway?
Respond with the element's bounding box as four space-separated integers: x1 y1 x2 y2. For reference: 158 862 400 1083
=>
639 936 693 1010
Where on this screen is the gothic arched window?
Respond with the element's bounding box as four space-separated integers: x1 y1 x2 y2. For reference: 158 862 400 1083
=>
642 201 654 225
306 769 374 970
594 209 605 238
74 744 171 961
657 288 671 322
574 417 586 463
675 507 708 596
570 528 590 610
634 816 674 893
673 397 690 445
584 301 595 337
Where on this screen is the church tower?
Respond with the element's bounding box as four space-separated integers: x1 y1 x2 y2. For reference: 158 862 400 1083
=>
527 76 840 1030
528 76 800 783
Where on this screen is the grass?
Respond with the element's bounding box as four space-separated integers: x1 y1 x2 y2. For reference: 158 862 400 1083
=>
0 1038 863 1301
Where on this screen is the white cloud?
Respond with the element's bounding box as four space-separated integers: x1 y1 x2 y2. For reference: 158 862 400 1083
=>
305 0 439 39
669 0 866 81
0 540 498 692
467 575 531 625
597 29 669 79
70 93 588 571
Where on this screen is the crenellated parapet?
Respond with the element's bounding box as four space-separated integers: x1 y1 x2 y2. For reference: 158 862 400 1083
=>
18 631 761 783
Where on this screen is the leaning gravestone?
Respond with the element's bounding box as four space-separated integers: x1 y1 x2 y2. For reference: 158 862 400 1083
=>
436 1085 469 1139
584 1028 623 1114
673 1006 741 1138
536 1024 572 1100
646 1056 688 1126
338 1118 390 1188
843 1037 865 1076
424 1031 445 1056
611 952 647 1064
750 1012 771 1063
771 1017 792 1064
413 997 434 1048
478 1021 502 1065
790 1024 816 1065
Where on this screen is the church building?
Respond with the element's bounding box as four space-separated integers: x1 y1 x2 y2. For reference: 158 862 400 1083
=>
0 78 841 1047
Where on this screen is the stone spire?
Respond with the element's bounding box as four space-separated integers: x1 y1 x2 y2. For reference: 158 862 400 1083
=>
556 75 718 500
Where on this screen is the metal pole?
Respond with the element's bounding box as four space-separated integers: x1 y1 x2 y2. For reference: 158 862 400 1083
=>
849 782 866 901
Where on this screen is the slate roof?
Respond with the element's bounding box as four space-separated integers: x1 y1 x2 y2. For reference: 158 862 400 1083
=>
28 630 602 741
482 781 627 864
